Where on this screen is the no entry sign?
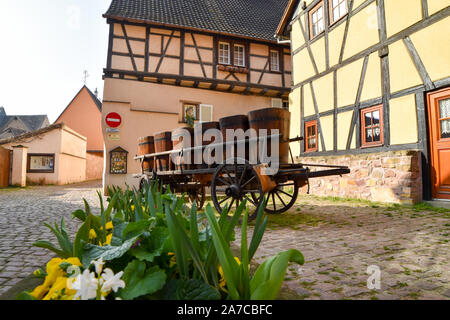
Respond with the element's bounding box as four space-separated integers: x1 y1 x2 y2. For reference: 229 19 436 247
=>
105 112 122 128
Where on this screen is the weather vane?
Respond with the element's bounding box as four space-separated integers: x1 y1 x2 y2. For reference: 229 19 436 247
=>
82 70 90 85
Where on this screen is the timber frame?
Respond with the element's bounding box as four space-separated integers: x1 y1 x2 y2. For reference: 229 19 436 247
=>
104 19 292 99
281 0 450 200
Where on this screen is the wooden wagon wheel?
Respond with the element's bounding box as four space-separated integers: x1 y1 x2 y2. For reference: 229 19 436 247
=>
187 186 206 211
253 180 299 214
211 158 264 221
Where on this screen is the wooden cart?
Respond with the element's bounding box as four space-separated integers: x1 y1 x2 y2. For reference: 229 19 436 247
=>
134 134 350 221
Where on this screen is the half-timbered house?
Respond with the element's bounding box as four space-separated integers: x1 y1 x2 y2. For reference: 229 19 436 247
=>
102 0 292 190
277 0 450 203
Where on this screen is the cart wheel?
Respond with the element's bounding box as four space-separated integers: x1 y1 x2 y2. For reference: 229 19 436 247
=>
264 180 299 214
211 158 264 221
188 187 206 211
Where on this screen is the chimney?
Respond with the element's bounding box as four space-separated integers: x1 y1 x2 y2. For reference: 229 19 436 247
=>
94 88 99 98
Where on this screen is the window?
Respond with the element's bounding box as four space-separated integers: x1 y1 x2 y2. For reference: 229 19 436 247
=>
361 105 384 147
27 154 55 173
199 104 213 122
329 0 348 24
183 103 199 123
270 50 280 72
234 45 245 67
218 42 230 65
309 1 325 39
438 98 450 139
305 120 318 152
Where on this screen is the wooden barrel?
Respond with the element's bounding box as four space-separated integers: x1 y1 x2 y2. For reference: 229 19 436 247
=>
138 136 155 171
219 115 249 141
172 127 195 170
194 122 220 167
248 108 291 164
219 115 250 162
154 131 173 171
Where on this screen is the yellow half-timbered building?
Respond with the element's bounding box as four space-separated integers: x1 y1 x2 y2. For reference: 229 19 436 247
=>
277 0 450 203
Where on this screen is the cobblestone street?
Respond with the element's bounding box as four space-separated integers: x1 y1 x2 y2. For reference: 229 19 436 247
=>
239 196 450 300
0 181 103 296
0 182 449 300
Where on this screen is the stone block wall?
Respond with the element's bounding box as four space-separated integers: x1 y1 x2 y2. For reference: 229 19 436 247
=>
297 150 423 204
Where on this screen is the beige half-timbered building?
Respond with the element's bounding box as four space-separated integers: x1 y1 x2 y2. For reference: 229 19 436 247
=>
101 0 293 191
277 0 450 203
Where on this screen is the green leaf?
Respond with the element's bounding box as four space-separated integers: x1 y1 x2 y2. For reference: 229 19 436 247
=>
205 205 240 300
73 214 92 259
250 249 304 300
82 236 139 267
33 240 70 258
71 209 87 222
129 227 168 262
120 260 166 300
15 292 38 300
122 219 153 240
170 279 221 300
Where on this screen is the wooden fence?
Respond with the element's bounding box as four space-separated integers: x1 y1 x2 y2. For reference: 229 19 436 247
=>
0 146 10 187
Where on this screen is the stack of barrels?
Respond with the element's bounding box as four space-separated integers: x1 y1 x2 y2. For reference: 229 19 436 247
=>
137 107 291 171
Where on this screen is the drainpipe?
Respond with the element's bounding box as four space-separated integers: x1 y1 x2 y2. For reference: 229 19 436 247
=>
275 36 291 45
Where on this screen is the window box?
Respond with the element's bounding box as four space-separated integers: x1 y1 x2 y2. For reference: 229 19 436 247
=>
217 64 249 74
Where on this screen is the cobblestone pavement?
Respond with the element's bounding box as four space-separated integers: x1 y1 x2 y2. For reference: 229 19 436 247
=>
0 182 449 300
0 181 103 296
236 196 450 300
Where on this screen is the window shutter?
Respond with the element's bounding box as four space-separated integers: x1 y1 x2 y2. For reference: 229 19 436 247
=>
199 104 213 122
271 98 283 109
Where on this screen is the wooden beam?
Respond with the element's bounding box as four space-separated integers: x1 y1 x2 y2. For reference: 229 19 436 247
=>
121 23 137 72
403 37 435 90
155 30 175 73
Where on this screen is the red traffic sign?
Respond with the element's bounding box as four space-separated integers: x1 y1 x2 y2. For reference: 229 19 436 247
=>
105 112 122 128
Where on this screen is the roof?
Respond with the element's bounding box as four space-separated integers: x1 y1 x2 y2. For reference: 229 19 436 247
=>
276 0 300 37
0 112 50 138
0 123 64 146
104 0 290 42
54 85 102 124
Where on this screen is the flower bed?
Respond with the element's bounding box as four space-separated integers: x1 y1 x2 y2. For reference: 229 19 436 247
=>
15 182 304 300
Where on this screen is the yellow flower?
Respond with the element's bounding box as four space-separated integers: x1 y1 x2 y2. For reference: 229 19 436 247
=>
105 221 113 230
99 234 113 247
89 229 97 240
30 257 81 300
43 276 77 300
218 257 241 292
168 252 176 268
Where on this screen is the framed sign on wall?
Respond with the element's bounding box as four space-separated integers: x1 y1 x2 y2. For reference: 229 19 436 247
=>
109 147 128 174
27 154 55 173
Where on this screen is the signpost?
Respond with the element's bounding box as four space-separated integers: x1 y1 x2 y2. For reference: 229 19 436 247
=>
105 112 122 128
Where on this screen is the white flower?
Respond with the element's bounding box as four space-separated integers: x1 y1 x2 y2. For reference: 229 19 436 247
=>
72 269 99 300
93 257 105 275
100 268 125 293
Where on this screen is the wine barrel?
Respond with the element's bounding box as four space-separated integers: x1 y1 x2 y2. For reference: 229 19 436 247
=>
138 136 155 171
194 122 220 168
154 131 173 171
172 127 195 170
219 115 249 162
219 115 249 140
248 108 291 164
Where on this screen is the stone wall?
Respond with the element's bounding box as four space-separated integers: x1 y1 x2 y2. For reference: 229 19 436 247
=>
296 150 423 204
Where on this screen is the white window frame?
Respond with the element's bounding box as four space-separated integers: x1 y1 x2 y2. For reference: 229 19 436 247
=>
218 42 231 65
234 44 245 67
330 0 348 24
270 50 280 72
199 104 213 123
310 2 325 39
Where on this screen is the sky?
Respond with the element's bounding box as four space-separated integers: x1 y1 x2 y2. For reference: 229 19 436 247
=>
0 0 112 122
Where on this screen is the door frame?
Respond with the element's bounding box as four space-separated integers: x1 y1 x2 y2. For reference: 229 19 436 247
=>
426 87 450 200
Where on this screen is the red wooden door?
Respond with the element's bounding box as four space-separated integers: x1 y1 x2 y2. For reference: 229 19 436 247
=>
427 88 450 200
